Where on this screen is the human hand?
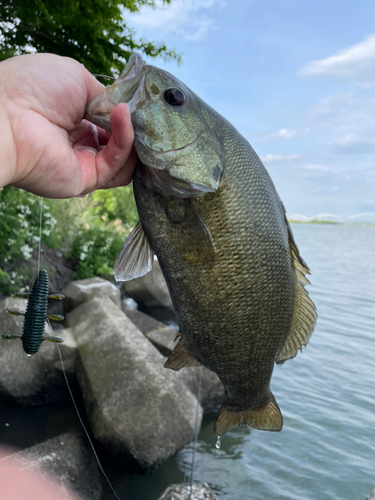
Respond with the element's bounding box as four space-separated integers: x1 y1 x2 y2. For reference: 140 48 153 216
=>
0 448 82 500
0 53 136 198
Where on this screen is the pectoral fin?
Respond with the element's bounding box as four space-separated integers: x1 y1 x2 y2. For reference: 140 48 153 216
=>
114 221 154 282
165 199 215 266
214 393 283 436
164 338 201 370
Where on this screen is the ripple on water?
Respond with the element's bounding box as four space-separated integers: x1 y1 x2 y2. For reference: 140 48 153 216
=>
177 225 375 500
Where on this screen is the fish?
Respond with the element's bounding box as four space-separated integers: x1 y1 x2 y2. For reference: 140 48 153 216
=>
85 53 317 436
4 270 64 356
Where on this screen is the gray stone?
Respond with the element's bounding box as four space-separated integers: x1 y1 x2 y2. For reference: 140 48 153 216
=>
158 482 220 500
121 296 138 311
7 429 102 500
63 278 121 314
0 298 78 405
123 315 223 412
124 309 177 357
146 327 177 357
67 297 202 470
366 487 375 500
124 308 167 334
176 367 224 413
122 260 176 322
124 309 224 412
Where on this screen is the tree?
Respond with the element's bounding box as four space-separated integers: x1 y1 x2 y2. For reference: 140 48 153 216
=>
0 0 181 75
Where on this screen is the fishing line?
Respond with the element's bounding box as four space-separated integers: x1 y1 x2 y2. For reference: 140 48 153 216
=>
189 365 203 500
37 198 43 277
34 199 120 500
55 340 121 500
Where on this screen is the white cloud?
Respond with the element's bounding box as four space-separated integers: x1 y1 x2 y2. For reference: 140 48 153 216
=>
299 34 375 84
327 133 375 154
257 128 296 143
304 164 332 172
277 128 295 139
329 133 358 146
261 154 300 163
305 92 375 136
128 0 225 42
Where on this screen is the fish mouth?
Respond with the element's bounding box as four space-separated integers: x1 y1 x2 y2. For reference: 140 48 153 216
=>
84 52 147 130
136 135 199 157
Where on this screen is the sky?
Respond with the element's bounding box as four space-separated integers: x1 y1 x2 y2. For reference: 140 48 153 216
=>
126 0 375 218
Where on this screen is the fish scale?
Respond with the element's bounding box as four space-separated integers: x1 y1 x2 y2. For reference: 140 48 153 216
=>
85 53 317 436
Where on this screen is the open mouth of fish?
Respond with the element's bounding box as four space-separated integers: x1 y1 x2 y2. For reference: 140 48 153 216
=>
84 53 148 131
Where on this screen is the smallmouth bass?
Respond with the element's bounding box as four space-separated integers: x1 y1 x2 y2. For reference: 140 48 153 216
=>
85 54 317 436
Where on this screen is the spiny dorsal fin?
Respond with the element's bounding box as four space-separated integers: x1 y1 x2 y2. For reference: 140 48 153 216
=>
114 220 154 282
164 338 201 371
214 393 283 436
276 209 317 365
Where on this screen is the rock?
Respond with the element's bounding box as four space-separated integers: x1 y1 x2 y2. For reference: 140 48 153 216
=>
124 308 167 334
122 260 176 322
7 429 102 500
67 297 202 471
63 278 121 314
121 296 138 311
146 327 177 357
125 309 224 411
366 487 375 500
176 367 224 413
124 309 177 357
158 482 220 500
0 298 78 405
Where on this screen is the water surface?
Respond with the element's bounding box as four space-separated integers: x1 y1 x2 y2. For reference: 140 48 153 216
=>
177 224 375 500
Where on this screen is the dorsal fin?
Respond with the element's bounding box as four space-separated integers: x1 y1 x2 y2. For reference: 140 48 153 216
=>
276 208 317 365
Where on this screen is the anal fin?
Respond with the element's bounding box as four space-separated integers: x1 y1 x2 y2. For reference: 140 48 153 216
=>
164 338 201 371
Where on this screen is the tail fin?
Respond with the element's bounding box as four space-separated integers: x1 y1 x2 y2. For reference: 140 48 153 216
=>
214 393 283 436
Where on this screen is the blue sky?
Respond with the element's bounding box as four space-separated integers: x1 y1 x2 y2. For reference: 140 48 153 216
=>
127 0 375 217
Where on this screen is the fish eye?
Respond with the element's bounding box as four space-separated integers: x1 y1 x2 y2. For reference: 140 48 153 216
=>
163 88 185 106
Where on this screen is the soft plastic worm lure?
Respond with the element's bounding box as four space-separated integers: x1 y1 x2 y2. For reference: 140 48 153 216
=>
3 270 65 356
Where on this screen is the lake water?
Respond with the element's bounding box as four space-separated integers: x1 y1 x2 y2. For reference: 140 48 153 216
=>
173 223 375 500
1 224 374 500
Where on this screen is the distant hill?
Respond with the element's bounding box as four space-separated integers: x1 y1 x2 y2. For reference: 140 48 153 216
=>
288 213 375 225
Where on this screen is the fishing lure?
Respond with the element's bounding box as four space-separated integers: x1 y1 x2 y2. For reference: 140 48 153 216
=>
3 270 65 356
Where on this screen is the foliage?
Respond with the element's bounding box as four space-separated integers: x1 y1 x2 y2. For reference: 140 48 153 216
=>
0 0 181 75
0 186 58 294
0 185 138 293
91 185 138 228
71 226 125 280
